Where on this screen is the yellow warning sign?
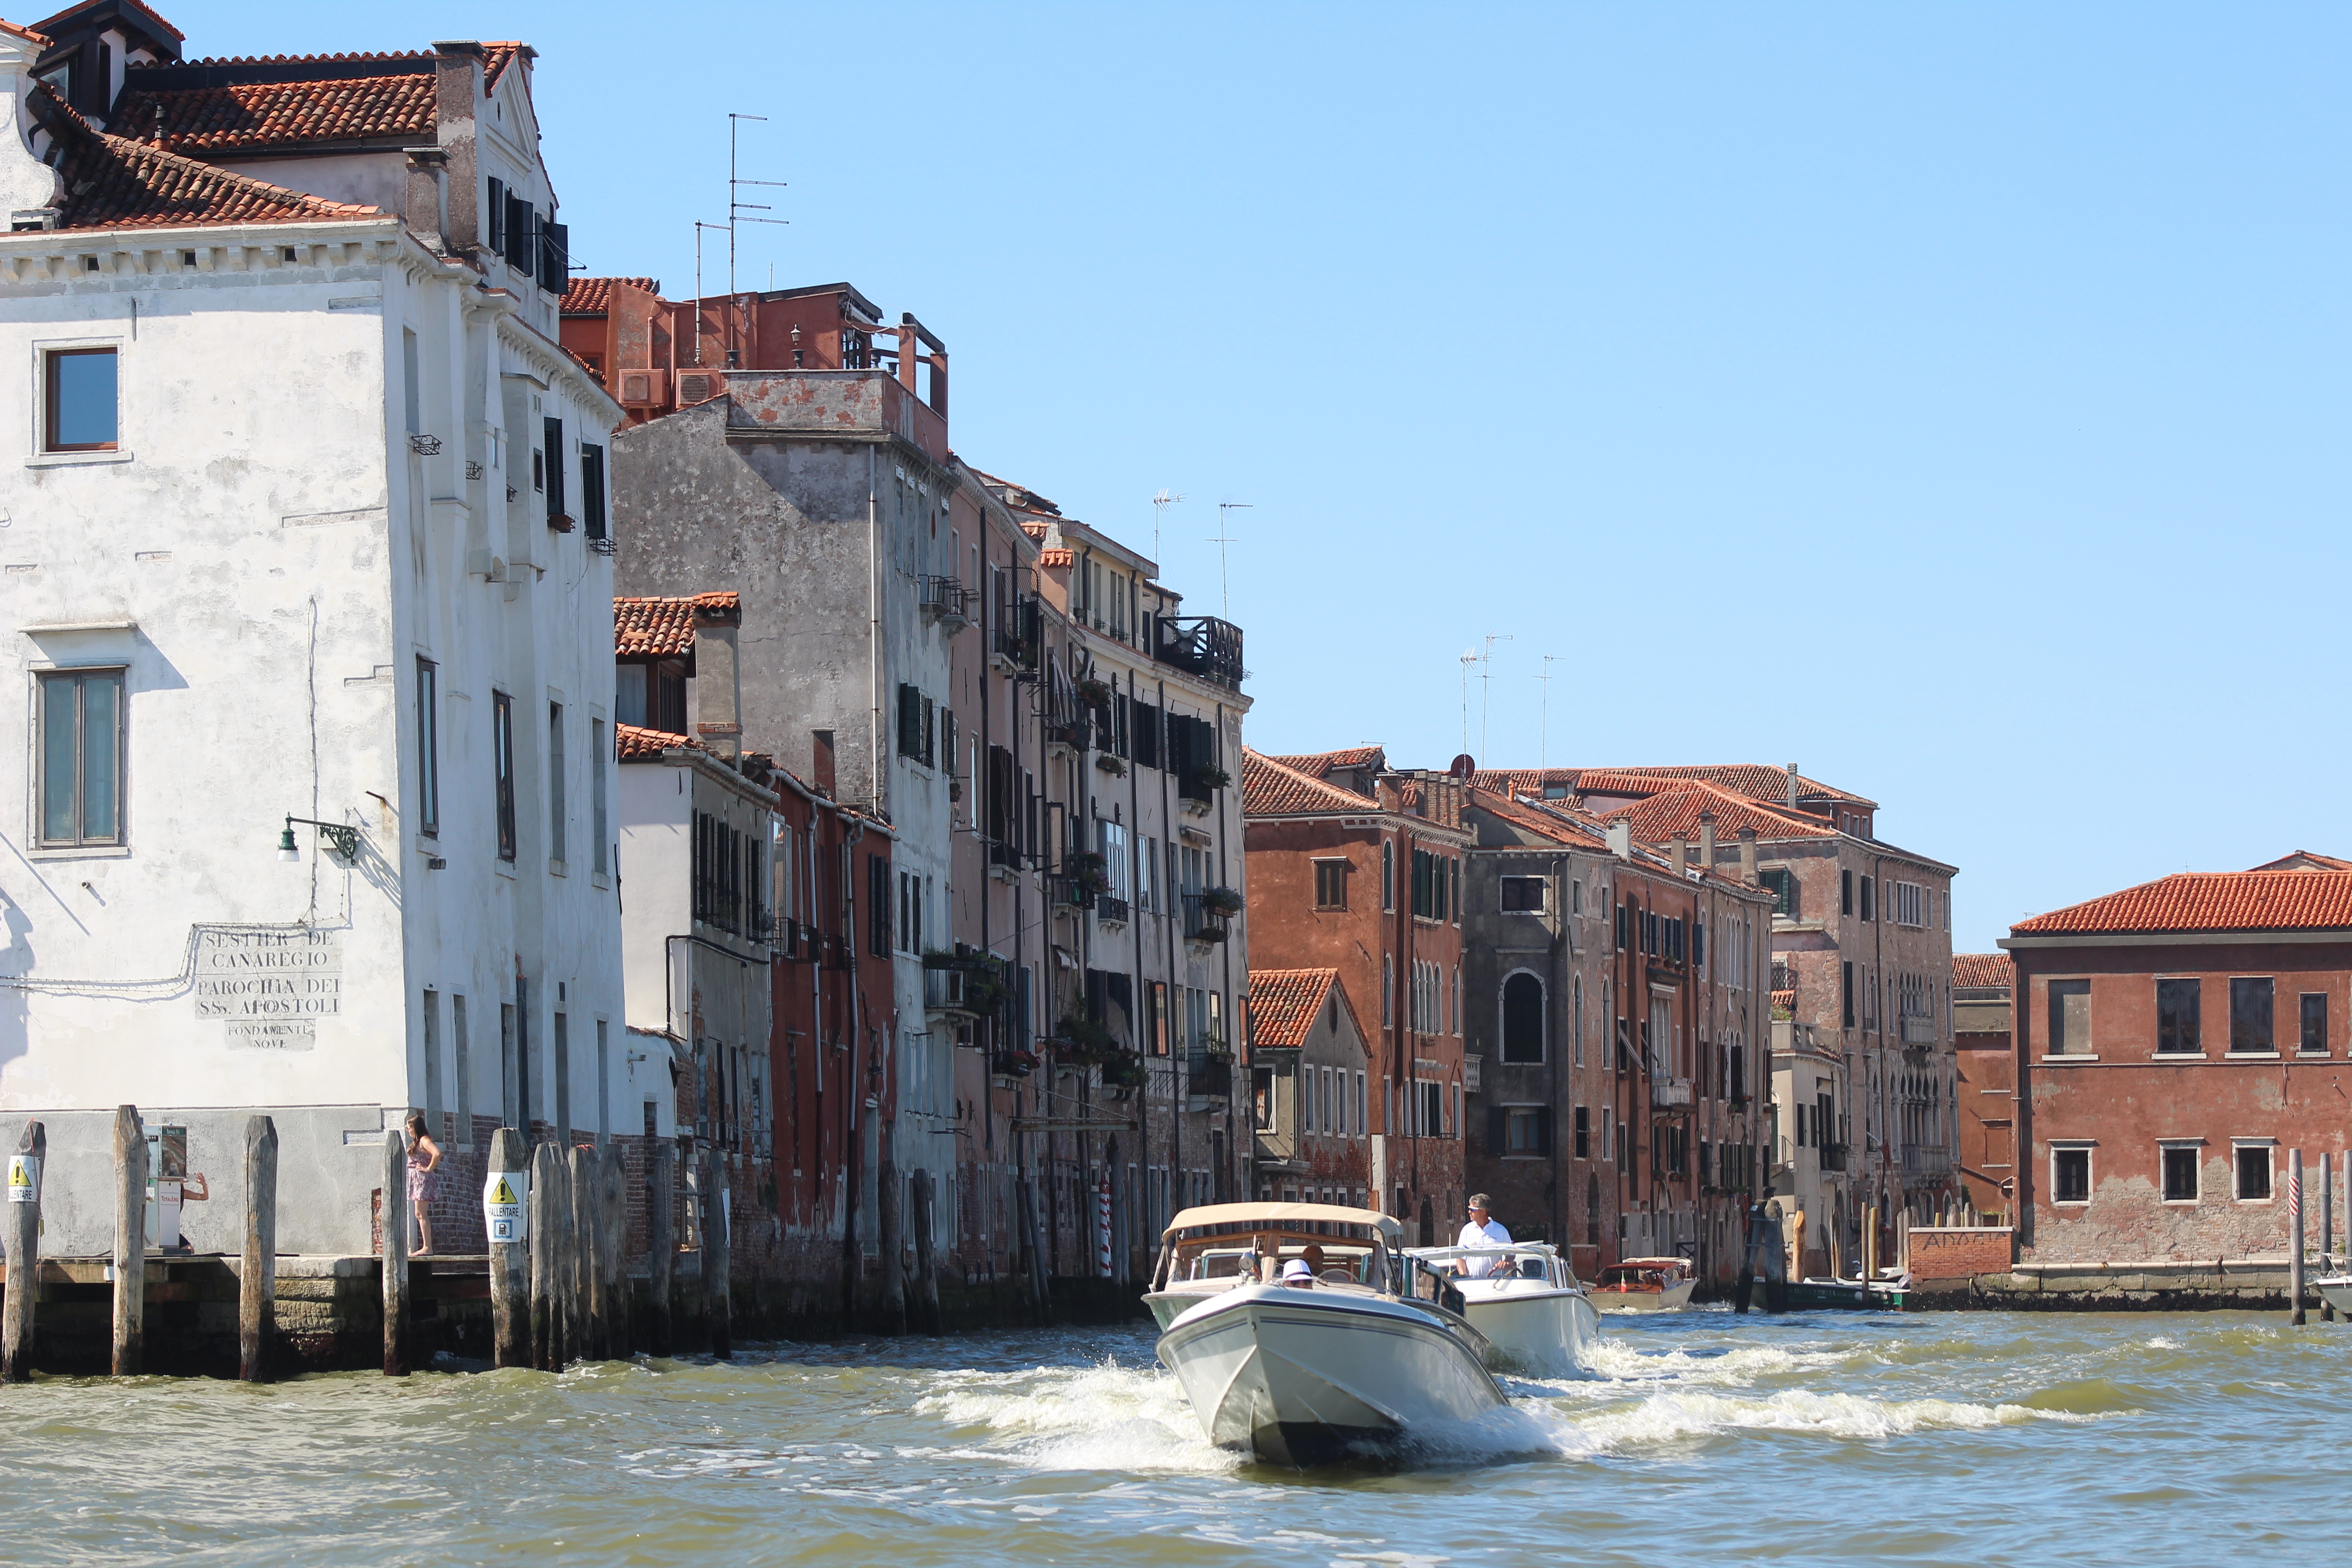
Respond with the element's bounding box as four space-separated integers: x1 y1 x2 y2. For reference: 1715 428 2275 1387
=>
7 1156 40 1203
482 1168 526 1243
487 1176 518 1206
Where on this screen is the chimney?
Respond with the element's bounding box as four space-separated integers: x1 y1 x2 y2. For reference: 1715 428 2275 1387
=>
692 598 744 762
431 42 485 255
1670 832 1687 877
1785 762 1800 809
403 146 449 251
1738 827 1758 885
1699 810 1716 870
1607 821 1632 860
811 730 837 798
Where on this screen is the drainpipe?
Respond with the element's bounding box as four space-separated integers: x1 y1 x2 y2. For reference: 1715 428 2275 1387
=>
868 447 884 815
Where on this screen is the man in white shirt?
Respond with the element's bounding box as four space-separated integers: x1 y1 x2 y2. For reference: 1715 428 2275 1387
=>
1456 1193 1511 1277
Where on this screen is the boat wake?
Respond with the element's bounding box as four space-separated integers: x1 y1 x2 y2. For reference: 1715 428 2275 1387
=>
912 1357 1240 1473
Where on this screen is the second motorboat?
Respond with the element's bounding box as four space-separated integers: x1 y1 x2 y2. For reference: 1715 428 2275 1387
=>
1406 1242 1598 1376
1147 1202 1509 1467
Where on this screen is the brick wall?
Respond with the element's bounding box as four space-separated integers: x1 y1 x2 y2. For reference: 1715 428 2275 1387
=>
1908 1225 2014 1280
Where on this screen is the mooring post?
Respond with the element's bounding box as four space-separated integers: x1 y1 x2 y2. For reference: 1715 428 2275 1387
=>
704 1145 731 1359
528 1140 558 1370
382 1128 410 1377
486 1128 529 1368
560 1144 588 1363
113 1105 147 1377
2291 1148 2307 1327
1732 1202 1757 1315
240 1115 278 1383
2324 1152 2337 1322
601 1146 628 1359
912 1169 942 1335
647 1138 675 1357
3 1119 47 1381
571 1144 602 1362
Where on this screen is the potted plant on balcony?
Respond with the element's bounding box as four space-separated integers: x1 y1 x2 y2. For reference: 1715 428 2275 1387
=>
993 1047 1039 1079
1064 850 1110 897
1200 886 1245 916
1095 752 1127 776
1100 1054 1146 1089
1054 1012 1117 1066
1197 1029 1233 1061
1191 764 1231 791
1075 676 1112 711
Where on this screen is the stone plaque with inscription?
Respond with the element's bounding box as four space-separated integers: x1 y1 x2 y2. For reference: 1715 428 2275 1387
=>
195 929 341 1050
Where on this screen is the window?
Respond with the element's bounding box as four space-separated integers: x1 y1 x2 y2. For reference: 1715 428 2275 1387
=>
451 994 471 1149
1573 1105 1590 1159
2161 1145 2200 1203
2050 1146 2091 1205
2302 993 2328 1054
1499 876 1545 913
402 329 421 435
547 702 566 865
896 683 935 765
422 989 443 1124
1313 859 1348 910
1841 869 1853 915
1501 1106 1550 1156
491 692 517 861
867 854 892 956
44 346 118 451
1382 842 1394 910
1571 879 1583 915
415 658 440 836
1760 867 1795 917
1842 960 1856 1029
580 443 607 540
542 416 565 522
1859 876 1876 922
1891 881 1925 927
2229 977 2274 1053
2235 1143 2273 1201
2047 979 2090 1054
1501 973 1544 1063
36 668 124 847
590 717 609 875
2156 978 2200 1054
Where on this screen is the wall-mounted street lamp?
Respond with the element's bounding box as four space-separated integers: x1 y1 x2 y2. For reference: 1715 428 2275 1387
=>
277 814 360 863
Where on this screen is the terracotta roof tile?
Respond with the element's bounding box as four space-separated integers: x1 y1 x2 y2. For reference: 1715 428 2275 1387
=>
615 723 703 762
1268 745 1384 779
2 18 54 44
1242 748 1382 818
1249 968 1352 1050
118 72 433 154
31 1 179 42
2013 872 2352 936
1472 764 1873 810
562 275 659 315
2249 850 2352 872
1019 521 1050 542
1466 786 1607 847
1591 781 1837 845
1953 953 2013 990
614 592 740 658
40 100 386 230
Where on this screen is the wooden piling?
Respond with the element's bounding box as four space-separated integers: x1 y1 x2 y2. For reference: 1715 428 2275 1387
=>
553 1143 579 1367
875 1158 905 1336
239 1115 278 1383
647 1138 675 1357
528 1140 558 1370
911 1169 942 1335
1863 1205 1878 1294
2291 1148 2307 1327
571 1145 601 1362
3 1119 46 1381
2324 1152 2337 1323
601 1146 628 1359
703 1145 731 1359
382 1128 410 1377
112 1105 147 1377
487 1128 529 1368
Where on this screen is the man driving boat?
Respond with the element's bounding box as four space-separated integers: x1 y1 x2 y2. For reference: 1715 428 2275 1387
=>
1455 1194 1512 1277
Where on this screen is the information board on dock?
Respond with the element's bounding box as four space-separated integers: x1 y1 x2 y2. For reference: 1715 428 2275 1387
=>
196 929 341 1050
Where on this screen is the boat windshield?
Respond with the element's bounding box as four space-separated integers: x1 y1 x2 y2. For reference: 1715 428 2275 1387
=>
1405 1245 1568 1286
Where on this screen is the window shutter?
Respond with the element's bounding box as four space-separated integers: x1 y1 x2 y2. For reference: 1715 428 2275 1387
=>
542 416 564 520
505 195 534 272
921 696 936 767
486 177 506 252
1487 1104 1505 1158
579 445 606 539
540 218 568 295
897 684 919 757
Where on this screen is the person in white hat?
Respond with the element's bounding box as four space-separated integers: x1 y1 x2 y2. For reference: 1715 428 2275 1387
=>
1279 1257 1317 1289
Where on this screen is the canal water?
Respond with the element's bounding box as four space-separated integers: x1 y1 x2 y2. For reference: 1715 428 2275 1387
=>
2 1308 2340 1565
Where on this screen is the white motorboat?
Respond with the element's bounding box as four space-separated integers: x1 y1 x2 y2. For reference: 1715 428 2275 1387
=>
2313 1271 2352 1316
1148 1202 1509 1467
1407 1243 1599 1376
1592 1255 1698 1312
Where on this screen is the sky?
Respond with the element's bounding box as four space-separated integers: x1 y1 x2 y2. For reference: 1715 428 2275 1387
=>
148 1 2351 952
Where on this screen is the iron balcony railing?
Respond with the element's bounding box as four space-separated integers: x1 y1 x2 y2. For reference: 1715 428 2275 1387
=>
1187 1052 1234 1100
1900 1016 1939 1045
1818 1141 1850 1173
1094 893 1130 925
920 574 975 628
992 593 1040 671
1182 893 1232 944
1155 615 1246 690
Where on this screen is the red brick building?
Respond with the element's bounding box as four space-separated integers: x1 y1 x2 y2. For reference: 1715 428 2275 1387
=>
1243 748 1469 1244
1953 952 2014 1221
2001 867 2352 1263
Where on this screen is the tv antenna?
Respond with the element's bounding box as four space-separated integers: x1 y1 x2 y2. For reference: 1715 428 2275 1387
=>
1478 633 1513 764
1151 488 1183 574
1213 502 1251 620
1535 654 1563 768
1459 649 1478 752
724 112 787 367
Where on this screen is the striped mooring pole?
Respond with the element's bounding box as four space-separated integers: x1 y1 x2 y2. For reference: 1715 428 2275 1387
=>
2290 1149 2306 1327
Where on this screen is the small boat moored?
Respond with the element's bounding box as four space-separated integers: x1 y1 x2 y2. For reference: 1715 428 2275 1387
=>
1149 1202 1509 1467
1592 1255 1698 1312
1405 1242 1599 1376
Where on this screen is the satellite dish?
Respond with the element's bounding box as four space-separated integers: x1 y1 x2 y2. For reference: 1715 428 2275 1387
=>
1449 753 1476 779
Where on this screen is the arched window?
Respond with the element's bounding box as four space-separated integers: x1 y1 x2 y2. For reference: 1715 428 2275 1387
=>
1501 972 1545 1064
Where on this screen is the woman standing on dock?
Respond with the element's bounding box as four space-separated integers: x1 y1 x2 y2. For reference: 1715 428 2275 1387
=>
403 1112 442 1256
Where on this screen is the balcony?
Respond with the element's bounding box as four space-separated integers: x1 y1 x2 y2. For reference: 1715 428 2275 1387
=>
986 839 1023 883
923 966 974 1015
1819 1141 1849 1173
1095 893 1130 927
1182 892 1234 950
1155 615 1246 691
1187 1052 1234 1101
990 594 1040 674
920 575 974 632
1044 716 1091 759
1903 1144 1954 1178
1900 1016 1939 1046
1650 1074 1692 1109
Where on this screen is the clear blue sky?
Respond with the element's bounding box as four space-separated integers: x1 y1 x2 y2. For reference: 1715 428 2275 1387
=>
157 1 2350 952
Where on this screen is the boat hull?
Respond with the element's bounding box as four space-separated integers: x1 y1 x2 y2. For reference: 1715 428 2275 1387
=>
2314 1274 2352 1314
1456 1283 1599 1375
1592 1278 1696 1312
1776 1278 1909 1311
1156 1285 1507 1466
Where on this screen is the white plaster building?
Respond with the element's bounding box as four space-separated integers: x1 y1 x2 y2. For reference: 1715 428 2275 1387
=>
0 14 621 1254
